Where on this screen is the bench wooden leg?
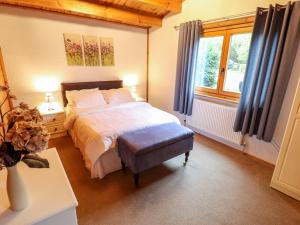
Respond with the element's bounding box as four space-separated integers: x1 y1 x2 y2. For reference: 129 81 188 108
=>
185 151 190 164
121 160 126 174
134 173 140 187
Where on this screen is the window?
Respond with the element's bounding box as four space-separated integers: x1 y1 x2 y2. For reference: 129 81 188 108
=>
195 18 253 101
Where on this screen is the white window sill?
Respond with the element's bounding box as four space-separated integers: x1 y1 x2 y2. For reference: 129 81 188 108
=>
194 94 239 108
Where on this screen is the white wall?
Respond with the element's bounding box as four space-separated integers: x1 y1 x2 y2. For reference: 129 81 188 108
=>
149 0 299 164
0 5 147 107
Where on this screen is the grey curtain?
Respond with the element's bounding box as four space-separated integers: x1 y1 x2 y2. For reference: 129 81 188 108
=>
234 1 300 142
174 21 201 116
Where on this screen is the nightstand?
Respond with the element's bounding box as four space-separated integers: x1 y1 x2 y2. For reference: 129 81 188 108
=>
40 110 67 139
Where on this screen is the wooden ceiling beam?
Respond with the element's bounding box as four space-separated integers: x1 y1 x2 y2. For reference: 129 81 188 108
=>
130 0 182 13
0 0 162 28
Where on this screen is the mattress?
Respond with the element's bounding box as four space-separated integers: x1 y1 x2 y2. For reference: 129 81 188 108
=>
65 102 180 179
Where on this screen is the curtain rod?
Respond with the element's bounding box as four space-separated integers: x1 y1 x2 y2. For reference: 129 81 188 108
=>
173 9 270 31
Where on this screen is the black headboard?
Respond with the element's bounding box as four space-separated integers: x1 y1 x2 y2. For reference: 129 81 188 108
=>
61 80 123 106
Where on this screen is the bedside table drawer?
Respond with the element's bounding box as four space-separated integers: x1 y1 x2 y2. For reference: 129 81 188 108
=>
47 124 65 134
43 113 65 125
39 110 67 139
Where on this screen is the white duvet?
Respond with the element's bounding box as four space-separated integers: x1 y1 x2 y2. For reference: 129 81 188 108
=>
65 102 180 178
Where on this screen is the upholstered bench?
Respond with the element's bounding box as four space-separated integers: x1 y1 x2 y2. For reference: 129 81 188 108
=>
117 123 194 186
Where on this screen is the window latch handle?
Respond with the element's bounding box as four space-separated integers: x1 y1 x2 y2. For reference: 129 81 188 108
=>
221 68 225 75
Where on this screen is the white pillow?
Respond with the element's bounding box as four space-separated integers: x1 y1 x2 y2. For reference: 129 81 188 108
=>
101 88 135 105
66 88 106 108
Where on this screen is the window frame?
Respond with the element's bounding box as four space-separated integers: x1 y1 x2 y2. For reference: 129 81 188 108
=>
195 17 254 101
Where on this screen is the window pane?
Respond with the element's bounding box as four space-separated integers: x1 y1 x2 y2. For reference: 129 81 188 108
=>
224 33 252 93
195 36 223 89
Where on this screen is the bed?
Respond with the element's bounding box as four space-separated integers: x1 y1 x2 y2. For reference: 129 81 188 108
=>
61 80 180 179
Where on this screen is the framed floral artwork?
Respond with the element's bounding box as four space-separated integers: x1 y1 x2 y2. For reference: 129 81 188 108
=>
83 35 100 66
63 33 84 66
100 37 115 66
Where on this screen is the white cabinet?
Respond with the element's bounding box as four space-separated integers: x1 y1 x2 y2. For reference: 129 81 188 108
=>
271 79 300 201
0 148 78 225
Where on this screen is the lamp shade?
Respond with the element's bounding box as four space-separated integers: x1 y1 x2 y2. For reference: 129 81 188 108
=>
34 77 59 93
123 75 138 87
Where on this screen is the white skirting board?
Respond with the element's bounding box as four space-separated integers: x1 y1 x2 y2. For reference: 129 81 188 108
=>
187 125 245 151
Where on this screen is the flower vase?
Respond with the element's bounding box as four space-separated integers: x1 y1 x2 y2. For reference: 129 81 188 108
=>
6 165 29 211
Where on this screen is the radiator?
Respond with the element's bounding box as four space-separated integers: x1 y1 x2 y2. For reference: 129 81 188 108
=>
186 99 244 150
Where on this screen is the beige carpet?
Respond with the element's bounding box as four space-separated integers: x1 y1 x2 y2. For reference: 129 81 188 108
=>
49 135 300 225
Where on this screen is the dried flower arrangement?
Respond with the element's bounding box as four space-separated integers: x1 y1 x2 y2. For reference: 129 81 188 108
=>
0 84 50 170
